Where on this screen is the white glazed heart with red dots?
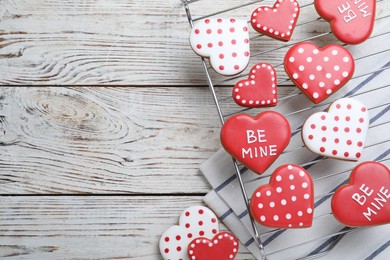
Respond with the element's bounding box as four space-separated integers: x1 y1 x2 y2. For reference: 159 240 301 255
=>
190 18 250 76
159 206 219 260
302 98 369 161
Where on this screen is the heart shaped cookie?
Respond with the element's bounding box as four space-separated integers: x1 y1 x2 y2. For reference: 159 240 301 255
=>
233 63 278 107
251 0 300 41
188 232 239 260
332 162 390 227
302 98 369 161
190 18 250 76
250 164 314 228
160 206 219 260
221 111 291 174
315 0 376 44
284 42 354 103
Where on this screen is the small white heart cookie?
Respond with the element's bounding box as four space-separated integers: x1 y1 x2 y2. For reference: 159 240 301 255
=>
190 18 250 76
302 98 369 161
159 206 219 260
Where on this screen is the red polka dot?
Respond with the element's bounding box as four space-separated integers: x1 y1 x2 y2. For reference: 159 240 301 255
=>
347 104 352 109
196 44 202 49
356 128 362 133
165 248 169 253
344 152 349 157
231 39 237 45
320 147 325 152
234 65 239 70
308 135 313 140
219 65 224 70
333 127 338 132
165 237 170 242
185 211 190 216
207 43 213 48
176 235 181 241
243 26 248 32
359 118 364 123
219 54 224 59
187 233 192 238
332 150 337 155
230 18 236 23
356 152 361 158
321 126 327 131
244 39 249 44
334 116 339 121
217 18 222 23
217 29 222 34
205 19 210 24
335 138 339 143
344 127 350 133
185 223 190 228
345 116 350 121
198 221 203 226
361 107 367 112
218 41 223 46
321 137 326 142
347 140 352 145
211 218 216 223
199 231 204 236
198 209 204 214
357 141 363 147
311 124 316 129
244 51 249 57
212 229 217 234
336 104 341 109
232 52 237 57
194 29 200 34
230 27 235 33
207 29 212 34
321 115 326 120
177 246 181 252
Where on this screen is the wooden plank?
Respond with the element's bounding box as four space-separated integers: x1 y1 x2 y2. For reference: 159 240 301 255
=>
1 0 388 85
0 86 294 194
0 196 253 259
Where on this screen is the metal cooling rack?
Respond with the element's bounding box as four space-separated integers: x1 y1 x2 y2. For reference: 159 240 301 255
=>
181 0 389 259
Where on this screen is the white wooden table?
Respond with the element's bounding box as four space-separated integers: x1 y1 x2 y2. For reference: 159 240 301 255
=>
0 0 388 259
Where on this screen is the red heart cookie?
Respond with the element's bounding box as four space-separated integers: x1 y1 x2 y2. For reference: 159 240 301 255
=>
250 164 314 228
188 232 239 260
233 63 278 107
251 0 300 41
332 162 390 227
190 18 250 76
315 0 376 44
220 111 291 174
284 42 354 103
302 98 369 161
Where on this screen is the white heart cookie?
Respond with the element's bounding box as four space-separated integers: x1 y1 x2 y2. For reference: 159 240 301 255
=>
302 98 369 161
190 18 250 76
159 206 219 260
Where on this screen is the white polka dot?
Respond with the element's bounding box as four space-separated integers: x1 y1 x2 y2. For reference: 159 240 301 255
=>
266 190 271 196
343 56 349 62
273 98 277 103
299 65 305 71
239 83 243 87
298 48 304 54
326 89 332 94
334 79 340 85
260 215 266 221
242 100 246 104
319 82 325 88
302 83 308 89
307 57 312 62
298 211 303 216
269 28 273 33
307 208 313 214
292 196 297 201
334 65 340 71
245 82 249 86
316 65 322 71
258 203 263 209
251 80 255 85
313 92 319 99
288 224 292 227
274 215 279 221
313 49 319 54
281 199 287 205
256 192 261 197
293 73 298 79
263 26 267 30
288 165 293 170
261 100 265 105
249 100 253 104
276 187 282 193
290 185 295 190
309 74 315 80
342 71 349 77
324 56 329 62
289 57 295 62
304 193 310 199
234 89 239 92
276 175 282 181
286 213 291 220
289 174 294 180
270 202 275 208
299 222 303 227
332 50 338 55
236 95 240 100
299 171 305 177
267 100 271 104
326 73 332 79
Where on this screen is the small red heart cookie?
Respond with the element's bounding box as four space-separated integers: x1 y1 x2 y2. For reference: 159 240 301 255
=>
302 98 369 161
250 164 314 228
332 162 390 227
315 0 376 44
188 232 239 260
221 111 291 174
251 0 300 41
160 206 219 260
233 63 278 107
190 18 250 76
284 42 354 103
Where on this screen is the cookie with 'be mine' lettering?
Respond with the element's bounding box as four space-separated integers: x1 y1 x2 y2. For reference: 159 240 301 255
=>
332 162 390 227
221 111 291 174
302 98 369 161
190 18 250 76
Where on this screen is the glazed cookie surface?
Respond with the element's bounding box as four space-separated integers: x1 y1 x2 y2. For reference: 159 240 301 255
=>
190 18 250 76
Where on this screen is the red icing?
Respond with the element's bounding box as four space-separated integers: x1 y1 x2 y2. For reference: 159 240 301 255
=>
187 232 239 260
332 162 390 227
232 63 278 108
251 0 300 41
250 164 314 228
220 111 291 174
284 42 354 104
314 0 376 44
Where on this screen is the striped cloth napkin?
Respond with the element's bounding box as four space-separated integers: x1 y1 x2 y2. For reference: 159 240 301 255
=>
200 20 390 260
